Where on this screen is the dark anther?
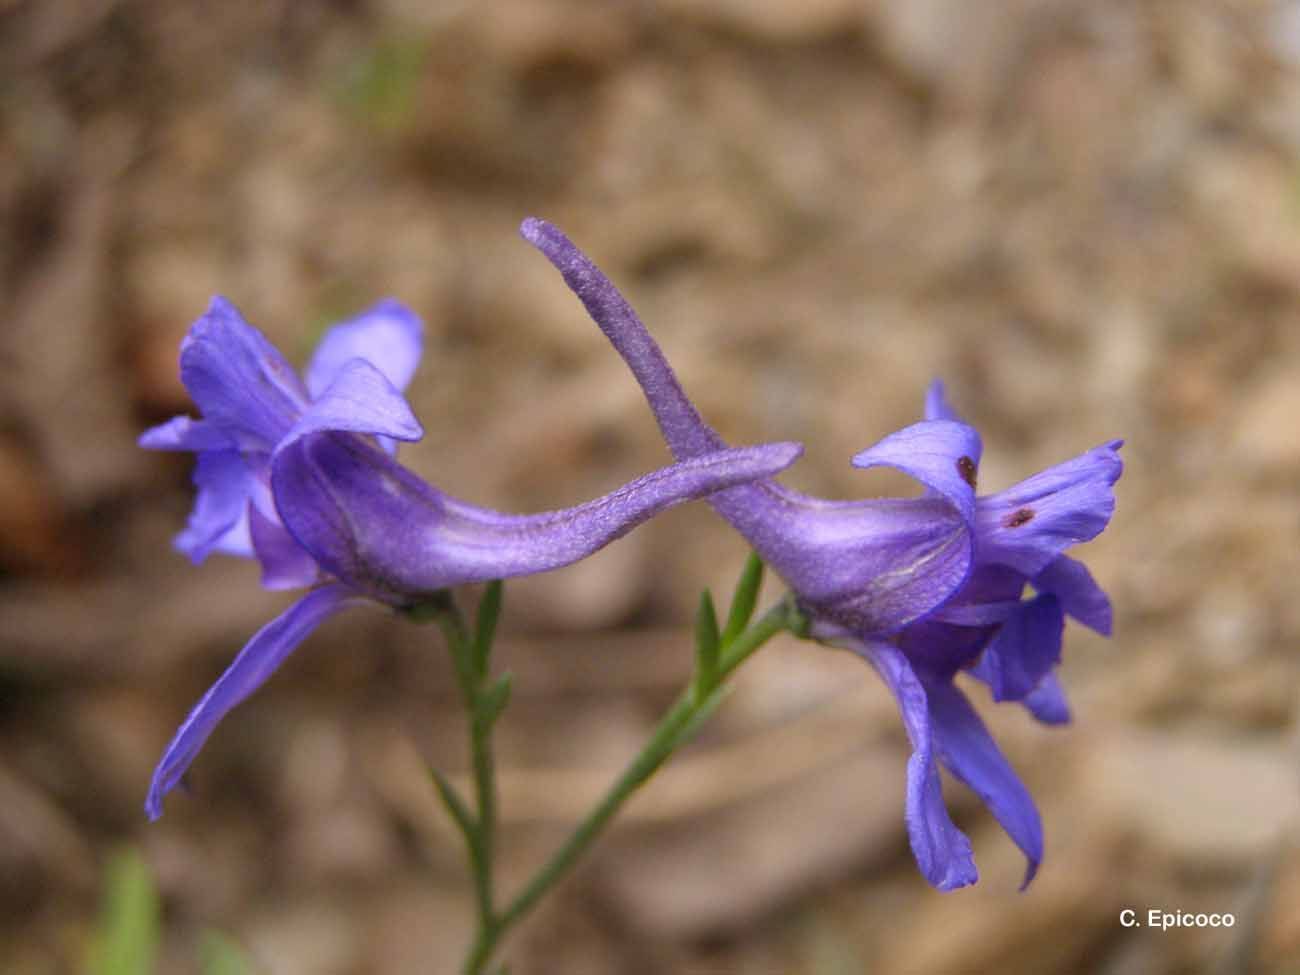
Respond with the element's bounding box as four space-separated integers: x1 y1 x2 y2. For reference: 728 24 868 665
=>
1003 507 1035 528
956 456 977 489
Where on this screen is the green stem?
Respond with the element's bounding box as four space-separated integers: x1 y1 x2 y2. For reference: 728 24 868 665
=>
433 605 499 968
470 706 497 935
463 596 800 974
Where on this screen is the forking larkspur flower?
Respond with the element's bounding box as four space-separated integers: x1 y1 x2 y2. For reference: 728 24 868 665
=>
521 218 1123 890
140 296 802 820
819 382 1120 890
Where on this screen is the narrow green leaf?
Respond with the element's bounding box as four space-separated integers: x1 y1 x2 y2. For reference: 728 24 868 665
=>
473 580 504 678
199 930 255 975
429 765 477 843
90 848 160 975
475 672 513 730
694 589 721 692
720 553 764 646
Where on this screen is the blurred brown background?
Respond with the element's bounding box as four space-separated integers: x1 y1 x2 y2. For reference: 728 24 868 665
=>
3 1 1300 972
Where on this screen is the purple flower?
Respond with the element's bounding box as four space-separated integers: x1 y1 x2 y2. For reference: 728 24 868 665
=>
141 297 802 819
140 297 426 588
824 383 1121 891
521 218 1122 890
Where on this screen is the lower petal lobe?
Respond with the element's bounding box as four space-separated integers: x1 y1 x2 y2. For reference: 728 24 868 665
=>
1021 673 1071 725
174 450 257 563
968 593 1065 703
853 642 978 890
926 680 1044 889
145 584 363 820
1033 555 1112 635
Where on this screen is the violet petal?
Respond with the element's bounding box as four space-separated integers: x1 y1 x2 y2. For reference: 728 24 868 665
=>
174 450 256 562
859 642 978 891
969 593 1065 703
138 416 234 452
1033 554 1112 635
145 584 364 819
179 297 309 449
974 441 1123 577
924 380 964 423
926 680 1044 889
851 419 983 526
249 503 320 591
289 358 423 445
1021 673 1072 725
305 299 423 398
784 498 972 635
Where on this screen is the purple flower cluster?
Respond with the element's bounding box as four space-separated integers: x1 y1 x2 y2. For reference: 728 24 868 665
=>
140 297 800 819
522 218 1122 890
144 221 1121 893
